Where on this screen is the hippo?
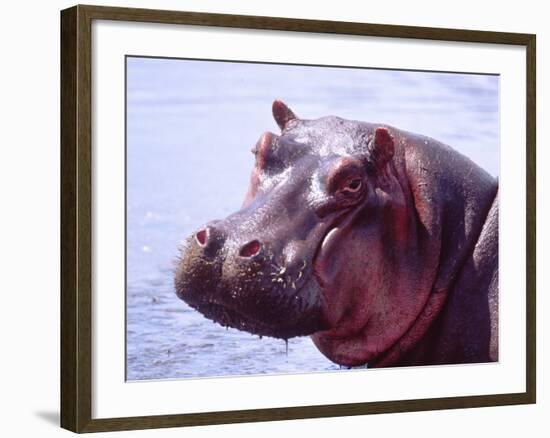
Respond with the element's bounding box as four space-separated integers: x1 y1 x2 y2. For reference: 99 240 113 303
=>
175 101 498 368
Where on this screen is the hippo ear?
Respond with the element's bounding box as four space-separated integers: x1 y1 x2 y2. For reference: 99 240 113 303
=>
272 100 298 130
367 127 395 171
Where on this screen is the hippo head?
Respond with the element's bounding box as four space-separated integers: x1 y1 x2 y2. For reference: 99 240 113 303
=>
175 100 495 366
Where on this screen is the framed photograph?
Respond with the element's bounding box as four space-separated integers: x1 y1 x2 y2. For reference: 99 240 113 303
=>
60 4 536 433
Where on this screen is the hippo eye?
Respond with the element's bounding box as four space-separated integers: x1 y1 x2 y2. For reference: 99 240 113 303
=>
340 178 362 194
347 178 362 191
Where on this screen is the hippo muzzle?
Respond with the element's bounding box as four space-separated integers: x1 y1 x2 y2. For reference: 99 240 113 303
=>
175 206 330 339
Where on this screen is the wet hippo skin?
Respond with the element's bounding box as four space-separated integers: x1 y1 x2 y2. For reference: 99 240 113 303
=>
175 101 498 368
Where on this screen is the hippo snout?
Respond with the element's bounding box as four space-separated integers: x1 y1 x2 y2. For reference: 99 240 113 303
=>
194 222 263 260
175 216 327 339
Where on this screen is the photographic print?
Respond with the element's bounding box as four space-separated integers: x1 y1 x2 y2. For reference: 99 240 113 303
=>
125 57 499 381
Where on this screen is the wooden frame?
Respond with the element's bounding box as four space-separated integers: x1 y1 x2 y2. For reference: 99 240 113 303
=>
60 4 536 433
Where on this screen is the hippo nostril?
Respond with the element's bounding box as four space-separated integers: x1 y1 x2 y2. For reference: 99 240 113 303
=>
240 240 261 258
196 229 208 246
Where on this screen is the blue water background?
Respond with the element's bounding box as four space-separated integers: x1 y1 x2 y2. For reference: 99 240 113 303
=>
126 57 499 381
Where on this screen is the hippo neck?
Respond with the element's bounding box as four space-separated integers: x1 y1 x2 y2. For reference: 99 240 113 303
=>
370 129 498 367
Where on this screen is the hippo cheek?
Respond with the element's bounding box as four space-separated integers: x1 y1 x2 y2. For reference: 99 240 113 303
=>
313 218 382 338
311 218 437 365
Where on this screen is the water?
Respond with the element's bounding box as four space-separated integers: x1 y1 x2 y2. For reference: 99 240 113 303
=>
126 57 499 381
